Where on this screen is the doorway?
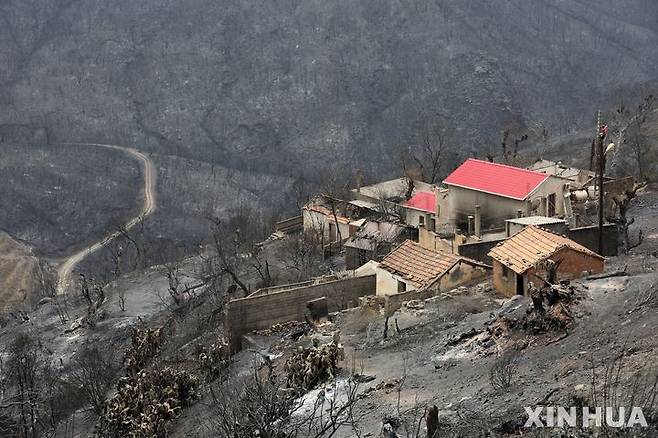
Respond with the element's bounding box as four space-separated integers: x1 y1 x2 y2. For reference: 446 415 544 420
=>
516 274 525 295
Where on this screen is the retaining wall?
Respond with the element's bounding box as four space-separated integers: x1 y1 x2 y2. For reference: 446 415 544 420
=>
225 274 375 352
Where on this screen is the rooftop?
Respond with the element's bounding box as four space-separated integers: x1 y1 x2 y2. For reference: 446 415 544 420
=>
353 178 434 202
443 158 549 200
505 216 568 226
345 220 405 250
379 240 479 289
527 159 592 180
404 191 436 213
488 226 603 274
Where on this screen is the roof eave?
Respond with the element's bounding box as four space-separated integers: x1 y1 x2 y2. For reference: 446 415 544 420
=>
443 182 532 201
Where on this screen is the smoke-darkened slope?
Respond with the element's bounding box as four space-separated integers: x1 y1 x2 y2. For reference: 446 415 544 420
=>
1 0 657 176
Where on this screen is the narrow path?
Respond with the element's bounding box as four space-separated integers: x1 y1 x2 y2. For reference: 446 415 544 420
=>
55 143 157 295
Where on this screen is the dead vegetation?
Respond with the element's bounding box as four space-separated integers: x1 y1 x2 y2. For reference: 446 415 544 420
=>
284 334 345 390
489 348 521 391
207 357 363 437
124 327 163 375
197 339 230 381
68 347 118 415
96 325 200 437
98 367 198 437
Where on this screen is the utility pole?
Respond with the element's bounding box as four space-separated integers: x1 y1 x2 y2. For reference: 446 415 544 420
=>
596 111 608 255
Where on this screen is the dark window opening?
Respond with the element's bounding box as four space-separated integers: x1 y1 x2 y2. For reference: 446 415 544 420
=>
548 193 556 217
516 274 525 295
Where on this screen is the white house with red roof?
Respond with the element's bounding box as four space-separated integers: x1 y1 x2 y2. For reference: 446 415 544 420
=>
438 159 571 230
350 177 438 228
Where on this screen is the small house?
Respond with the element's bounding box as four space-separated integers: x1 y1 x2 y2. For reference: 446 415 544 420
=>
403 191 437 228
375 240 490 296
351 178 437 228
302 195 379 245
439 159 571 229
344 220 408 270
488 226 604 297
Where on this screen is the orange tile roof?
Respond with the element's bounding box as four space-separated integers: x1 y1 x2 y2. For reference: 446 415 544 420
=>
379 240 469 289
488 225 603 274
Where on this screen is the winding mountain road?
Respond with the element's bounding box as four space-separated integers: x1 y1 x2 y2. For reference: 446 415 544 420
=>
55 143 157 295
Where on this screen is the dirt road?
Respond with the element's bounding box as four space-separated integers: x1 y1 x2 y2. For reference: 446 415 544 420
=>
55 143 156 295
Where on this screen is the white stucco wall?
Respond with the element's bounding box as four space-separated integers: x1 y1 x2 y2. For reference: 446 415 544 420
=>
441 176 569 229
375 268 414 296
302 209 350 242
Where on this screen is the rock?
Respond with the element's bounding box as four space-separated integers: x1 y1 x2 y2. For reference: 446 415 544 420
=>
353 374 376 383
405 300 424 310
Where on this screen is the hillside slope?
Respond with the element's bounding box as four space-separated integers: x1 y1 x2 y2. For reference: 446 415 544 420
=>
0 231 45 310
1 0 658 179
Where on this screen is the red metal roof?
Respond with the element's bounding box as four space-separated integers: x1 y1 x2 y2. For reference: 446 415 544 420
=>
443 159 549 200
404 191 435 213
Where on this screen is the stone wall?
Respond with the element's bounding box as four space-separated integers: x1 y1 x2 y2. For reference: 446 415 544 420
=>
225 275 376 353
458 238 507 264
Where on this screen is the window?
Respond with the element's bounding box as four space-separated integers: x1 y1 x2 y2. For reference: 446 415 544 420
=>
358 249 369 266
502 265 510 279
397 280 407 293
419 215 425 227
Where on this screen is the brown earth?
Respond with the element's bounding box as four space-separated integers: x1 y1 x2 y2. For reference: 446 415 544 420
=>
0 231 45 310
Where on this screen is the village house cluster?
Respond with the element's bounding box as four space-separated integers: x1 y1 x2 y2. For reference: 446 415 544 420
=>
283 157 625 297
226 156 633 352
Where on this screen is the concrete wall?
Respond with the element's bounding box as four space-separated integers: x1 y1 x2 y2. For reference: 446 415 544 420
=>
568 224 618 256
443 177 568 229
302 209 351 243
507 221 568 237
445 186 526 227
418 227 454 253
437 262 489 290
532 176 568 217
225 275 376 352
376 268 410 296
458 238 506 264
405 207 427 227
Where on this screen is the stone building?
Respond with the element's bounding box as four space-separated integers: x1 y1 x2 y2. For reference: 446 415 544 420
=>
488 226 604 297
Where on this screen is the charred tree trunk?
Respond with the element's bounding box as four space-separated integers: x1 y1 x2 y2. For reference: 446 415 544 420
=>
613 184 645 255
426 405 439 438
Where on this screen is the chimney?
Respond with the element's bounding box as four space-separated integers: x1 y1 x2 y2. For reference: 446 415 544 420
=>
474 205 481 238
467 215 474 235
355 169 363 194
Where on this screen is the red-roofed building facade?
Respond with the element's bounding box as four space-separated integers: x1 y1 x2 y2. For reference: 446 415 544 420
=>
437 159 570 230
